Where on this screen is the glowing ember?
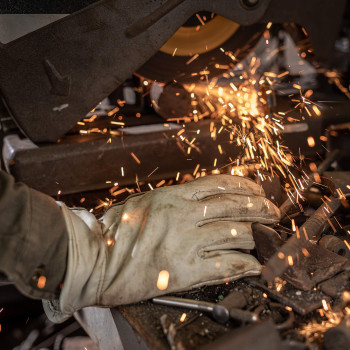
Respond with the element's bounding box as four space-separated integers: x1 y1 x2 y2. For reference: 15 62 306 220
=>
37 276 46 289
307 136 315 147
180 313 187 322
231 228 237 236
157 270 170 290
106 238 114 246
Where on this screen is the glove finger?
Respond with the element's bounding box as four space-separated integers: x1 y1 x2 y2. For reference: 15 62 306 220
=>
188 252 261 290
194 194 280 226
179 174 264 200
195 221 255 252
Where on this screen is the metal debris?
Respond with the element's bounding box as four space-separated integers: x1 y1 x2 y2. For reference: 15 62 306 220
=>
246 277 330 316
319 271 350 298
262 196 344 283
160 314 185 350
318 235 350 258
253 222 350 290
200 320 283 350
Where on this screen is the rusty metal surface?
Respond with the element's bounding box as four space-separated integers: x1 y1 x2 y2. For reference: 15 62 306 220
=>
319 271 350 298
246 277 330 316
74 278 332 349
7 119 234 195
0 0 346 142
79 281 288 349
253 223 350 291
200 319 283 350
262 196 344 283
318 235 350 259
115 298 229 349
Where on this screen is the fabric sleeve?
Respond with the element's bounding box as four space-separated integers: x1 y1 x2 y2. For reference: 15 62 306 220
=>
0 169 68 299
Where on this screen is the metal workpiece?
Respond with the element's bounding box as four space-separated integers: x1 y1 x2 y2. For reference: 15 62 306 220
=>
159 314 185 350
253 303 295 331
253 222 350 291
319 270 350 298
0 0 346 142
153 296 219 314
6 119 234 195
263 195 344 283
318 235 350 259
246 277 330 316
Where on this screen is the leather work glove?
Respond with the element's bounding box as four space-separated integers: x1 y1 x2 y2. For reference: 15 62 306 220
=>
43 175 280 323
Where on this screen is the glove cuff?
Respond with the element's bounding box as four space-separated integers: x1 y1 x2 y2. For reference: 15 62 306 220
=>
44 203 105 323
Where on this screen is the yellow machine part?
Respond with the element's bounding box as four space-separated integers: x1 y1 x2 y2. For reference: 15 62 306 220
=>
159 15 240 56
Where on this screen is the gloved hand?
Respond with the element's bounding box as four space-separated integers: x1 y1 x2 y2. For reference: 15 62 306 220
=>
43 175 280 323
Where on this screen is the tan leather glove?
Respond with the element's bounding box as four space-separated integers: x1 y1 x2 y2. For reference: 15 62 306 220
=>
43 175 280 323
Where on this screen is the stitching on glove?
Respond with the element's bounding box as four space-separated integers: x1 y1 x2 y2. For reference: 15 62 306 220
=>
96 245 107 304
196 217 279 227
197 240 254 259
60 205 79 313
191 190 265 201
105 192 145 210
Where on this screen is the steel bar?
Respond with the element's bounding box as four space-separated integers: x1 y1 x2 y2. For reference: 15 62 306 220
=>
153 296 215 314
153 295 257 323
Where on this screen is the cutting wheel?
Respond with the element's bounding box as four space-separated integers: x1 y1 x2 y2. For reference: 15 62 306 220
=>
136 13 265 82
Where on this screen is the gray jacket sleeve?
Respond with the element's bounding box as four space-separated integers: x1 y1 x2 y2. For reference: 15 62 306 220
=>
0 169 68 299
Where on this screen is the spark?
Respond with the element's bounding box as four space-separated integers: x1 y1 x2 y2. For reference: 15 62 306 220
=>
148 167 159 177
157 270 170 290
231 228 237 236
37 276 46 289
186 54 199 65
131 152 141 164
110 121 125 126
291 219 296 232
322 299 329 311
307 136 315 147
193 163 200 176
106 238 114 246
108 107 120 116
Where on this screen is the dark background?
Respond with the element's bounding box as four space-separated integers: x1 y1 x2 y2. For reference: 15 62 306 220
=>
0 0 100 13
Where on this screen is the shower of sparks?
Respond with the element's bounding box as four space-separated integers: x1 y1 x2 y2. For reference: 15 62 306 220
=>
182 50 305 197
66 27 350 347
298 299 345 342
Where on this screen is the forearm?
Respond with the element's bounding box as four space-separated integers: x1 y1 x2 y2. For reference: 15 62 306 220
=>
0 170 68 299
